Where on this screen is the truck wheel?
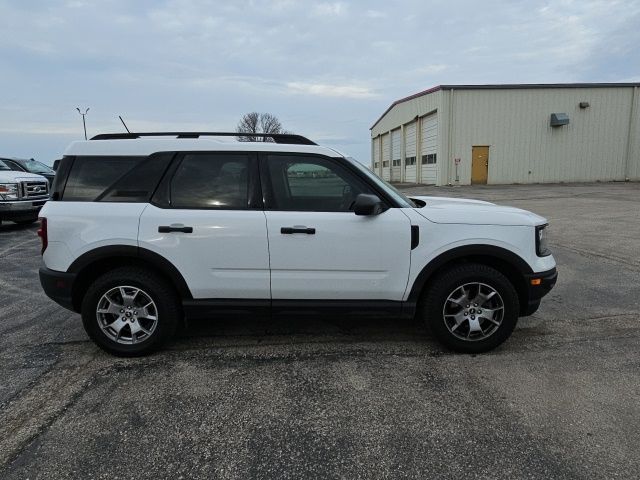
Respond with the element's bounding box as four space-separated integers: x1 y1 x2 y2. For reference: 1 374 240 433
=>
81 267 180 356
421 264 519 353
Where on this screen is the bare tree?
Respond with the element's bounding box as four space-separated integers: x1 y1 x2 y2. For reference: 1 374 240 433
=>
237 112 287 142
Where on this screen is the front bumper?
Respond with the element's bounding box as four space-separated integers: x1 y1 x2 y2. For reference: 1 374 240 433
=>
0 199 47 219
522 267 558 316
39 266 77 311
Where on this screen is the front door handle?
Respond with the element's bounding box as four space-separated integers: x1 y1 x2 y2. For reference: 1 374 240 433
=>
281 226 316 235
158 224 193 233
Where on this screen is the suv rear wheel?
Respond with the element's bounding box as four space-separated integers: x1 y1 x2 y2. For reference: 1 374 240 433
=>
421 264 519 353
81 267 180 356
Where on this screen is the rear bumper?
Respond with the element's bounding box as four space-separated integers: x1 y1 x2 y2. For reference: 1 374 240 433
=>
39 266 77 311
521 267 557 316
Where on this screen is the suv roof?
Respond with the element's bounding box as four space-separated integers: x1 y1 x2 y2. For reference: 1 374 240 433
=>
64 132 341 158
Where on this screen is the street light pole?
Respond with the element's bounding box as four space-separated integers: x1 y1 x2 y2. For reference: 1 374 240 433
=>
76 107 90 140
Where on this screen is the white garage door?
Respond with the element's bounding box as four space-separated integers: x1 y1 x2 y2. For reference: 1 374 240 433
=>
420 113 438 185
404 121 417 183
390 128 401 182
381 133 390 181
372 138 380 175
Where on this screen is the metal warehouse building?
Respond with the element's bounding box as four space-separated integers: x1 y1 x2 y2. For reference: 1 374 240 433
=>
370 83 640 185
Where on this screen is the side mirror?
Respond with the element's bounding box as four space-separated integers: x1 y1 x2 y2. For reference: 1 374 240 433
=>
52 159 60 171
353 194 385 216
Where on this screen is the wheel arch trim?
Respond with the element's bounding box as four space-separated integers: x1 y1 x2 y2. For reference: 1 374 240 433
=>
68 245 193 300
406 244 533 304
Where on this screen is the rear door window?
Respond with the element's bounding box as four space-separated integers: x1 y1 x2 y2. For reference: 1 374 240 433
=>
169 153 250 209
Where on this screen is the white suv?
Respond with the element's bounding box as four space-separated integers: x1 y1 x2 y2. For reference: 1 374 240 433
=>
38 132 557 356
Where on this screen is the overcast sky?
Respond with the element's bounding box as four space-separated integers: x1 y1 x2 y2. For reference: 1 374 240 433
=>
1 0 639 164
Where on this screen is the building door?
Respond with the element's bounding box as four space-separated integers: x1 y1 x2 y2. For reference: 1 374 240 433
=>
471 146 489 184
420 113 438 184
381 133 391 181
390 128 401 182
404 121 417 183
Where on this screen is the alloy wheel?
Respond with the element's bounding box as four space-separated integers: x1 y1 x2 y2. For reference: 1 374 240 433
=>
442 282 505 341
96 286 158 344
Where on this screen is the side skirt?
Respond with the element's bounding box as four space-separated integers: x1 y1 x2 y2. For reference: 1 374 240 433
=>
182 299 416 320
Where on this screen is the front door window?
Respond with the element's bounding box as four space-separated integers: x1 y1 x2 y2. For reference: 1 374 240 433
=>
263 155 370 212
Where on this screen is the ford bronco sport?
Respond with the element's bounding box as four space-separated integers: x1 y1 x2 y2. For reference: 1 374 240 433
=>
38 132 557 356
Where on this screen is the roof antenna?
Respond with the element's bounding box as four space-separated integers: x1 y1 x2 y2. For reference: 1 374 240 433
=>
119 115 131 133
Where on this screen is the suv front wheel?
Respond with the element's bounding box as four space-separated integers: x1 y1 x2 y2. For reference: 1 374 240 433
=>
81 267 180 356
421 264 519 353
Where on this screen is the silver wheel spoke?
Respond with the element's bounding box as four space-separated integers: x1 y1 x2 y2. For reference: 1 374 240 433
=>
479 307 502 325
450 319 465 333
110 317 128 332
467 317 483 335
448 290 468 306
476 290 497 306
138 305 157 321
119 287 139 305
97 302 122 316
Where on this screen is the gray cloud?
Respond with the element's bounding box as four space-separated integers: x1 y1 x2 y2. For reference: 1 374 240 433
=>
0 0 639 163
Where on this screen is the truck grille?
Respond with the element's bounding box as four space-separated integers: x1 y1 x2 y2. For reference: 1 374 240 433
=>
20 181 49 199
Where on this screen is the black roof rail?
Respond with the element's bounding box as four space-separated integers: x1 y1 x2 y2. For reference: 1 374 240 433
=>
89 132 317 145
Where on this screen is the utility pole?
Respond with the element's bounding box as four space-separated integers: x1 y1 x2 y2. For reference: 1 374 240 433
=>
76 107 90 140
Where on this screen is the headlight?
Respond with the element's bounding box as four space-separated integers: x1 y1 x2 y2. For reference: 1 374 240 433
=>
536 224 551 257
0 183 19 200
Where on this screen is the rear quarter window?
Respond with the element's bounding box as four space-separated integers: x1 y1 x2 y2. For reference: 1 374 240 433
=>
61 154 172 202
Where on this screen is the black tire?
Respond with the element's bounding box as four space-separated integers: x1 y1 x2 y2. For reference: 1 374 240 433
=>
81 267 180 356
421 263 519 353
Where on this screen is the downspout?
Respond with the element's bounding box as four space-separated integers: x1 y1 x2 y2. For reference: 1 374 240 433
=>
400 124 406 183
388 130 392 181
447 89 455 185
370 133 375 170
377 135 382 176
416 116 422 184
624 86 637 181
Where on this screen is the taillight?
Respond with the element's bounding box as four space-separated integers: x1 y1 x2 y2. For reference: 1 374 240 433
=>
37 217 48 254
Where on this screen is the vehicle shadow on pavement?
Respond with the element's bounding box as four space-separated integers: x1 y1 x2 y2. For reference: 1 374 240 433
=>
173 314 431 346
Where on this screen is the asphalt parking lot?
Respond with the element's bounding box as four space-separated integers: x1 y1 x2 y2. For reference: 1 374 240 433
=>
1 182 639 479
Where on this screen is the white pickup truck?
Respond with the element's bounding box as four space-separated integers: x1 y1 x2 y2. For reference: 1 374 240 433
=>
0 158 50 225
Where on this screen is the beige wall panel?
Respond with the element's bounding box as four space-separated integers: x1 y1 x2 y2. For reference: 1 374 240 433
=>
450 88 635 184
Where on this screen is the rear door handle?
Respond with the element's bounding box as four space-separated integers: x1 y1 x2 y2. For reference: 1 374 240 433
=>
158 224 193 233
281 226 316 235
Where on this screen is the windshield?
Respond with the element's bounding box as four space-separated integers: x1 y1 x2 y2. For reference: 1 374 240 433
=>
0 159 12 171
19 159 54 174
343 157 414 208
